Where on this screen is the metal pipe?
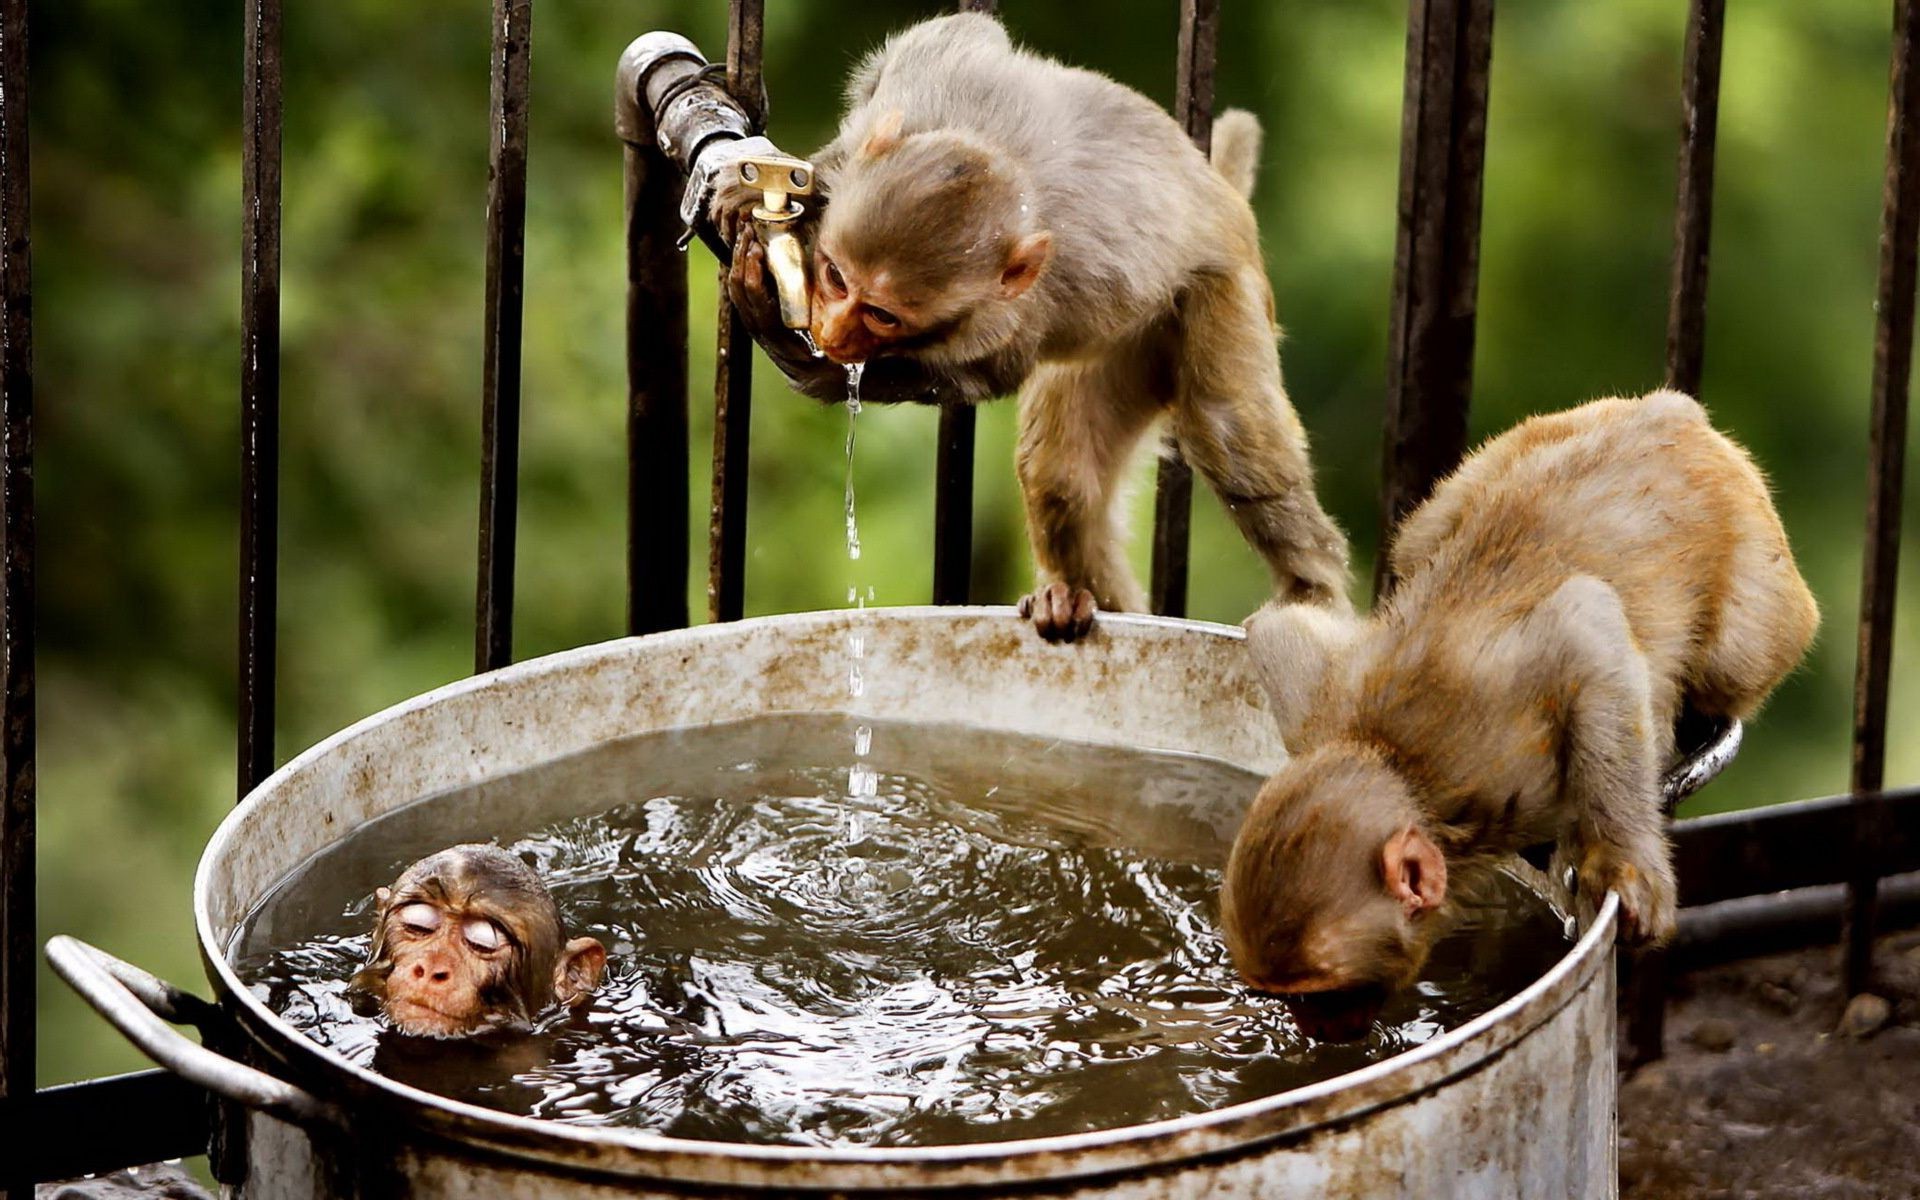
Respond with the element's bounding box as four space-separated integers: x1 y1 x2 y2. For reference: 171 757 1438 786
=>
1375 0 1495 598
1148 0 1219 619
0 0 30 1190
1845 0 1920 996
26 1072 208 1185
616 35 697 635
1673 870 1920 969
475 0 534 672
708 0 764 625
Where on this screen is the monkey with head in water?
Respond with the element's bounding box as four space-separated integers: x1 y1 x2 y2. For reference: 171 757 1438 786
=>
350 844 606 1038
714 13 1351 641
1220 392 1818 1009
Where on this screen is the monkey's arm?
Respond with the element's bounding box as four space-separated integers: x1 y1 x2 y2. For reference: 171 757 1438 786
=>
1530 575 1678 945
1242 601 1364 749
726 224 1019 404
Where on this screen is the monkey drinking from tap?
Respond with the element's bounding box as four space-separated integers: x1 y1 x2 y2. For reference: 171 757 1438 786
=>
350 844 606 1039
712 13 1351 642
1220 392 1817 1021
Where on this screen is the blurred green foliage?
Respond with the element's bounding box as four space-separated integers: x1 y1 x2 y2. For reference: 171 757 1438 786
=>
31 0 1920 1086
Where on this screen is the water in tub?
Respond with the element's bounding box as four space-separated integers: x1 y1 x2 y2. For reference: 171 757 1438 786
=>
232 715 1573 1147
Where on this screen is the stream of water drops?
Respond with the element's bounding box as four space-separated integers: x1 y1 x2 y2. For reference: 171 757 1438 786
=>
841 361 876 805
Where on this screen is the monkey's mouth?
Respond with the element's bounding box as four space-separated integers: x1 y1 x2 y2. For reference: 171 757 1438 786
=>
1276 985 1390 1044
816 343 867 366
385 998 487 1038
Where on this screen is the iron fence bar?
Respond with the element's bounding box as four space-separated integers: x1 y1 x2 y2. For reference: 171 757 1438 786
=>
1663 0 1725 398
475 0 533 672
1148 0 1219 618
0 0 29 1188
1675 786 1920 906
238 0 281 803
1844 0 1920 996
1374 0 1493 598
933 406 976 604
1629 0 1727 1065
707 0 763 625
1673 870 1920 969
618 55 692 637
926 4 998 607
27 1072 209 1184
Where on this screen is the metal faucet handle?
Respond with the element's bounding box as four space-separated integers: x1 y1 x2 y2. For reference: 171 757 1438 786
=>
740 154 815 220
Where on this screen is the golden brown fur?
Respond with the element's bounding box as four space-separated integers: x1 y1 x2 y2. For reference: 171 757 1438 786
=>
717 14 1350 639
1224 392 1818 996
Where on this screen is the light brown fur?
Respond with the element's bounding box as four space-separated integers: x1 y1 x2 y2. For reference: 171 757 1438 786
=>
716 14 1350 639
1223 392 1818 996
349 844 605 1038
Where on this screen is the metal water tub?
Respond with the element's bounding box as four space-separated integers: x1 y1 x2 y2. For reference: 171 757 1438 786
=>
48 609 1618 1198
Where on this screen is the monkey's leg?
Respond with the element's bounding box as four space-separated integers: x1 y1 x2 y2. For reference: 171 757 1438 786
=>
1172 267 1352 612
1688 515 1821 721
1535 575 1678 946
1014 349 1163 642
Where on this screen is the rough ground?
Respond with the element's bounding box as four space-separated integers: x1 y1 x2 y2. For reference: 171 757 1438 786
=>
1619 927 1920 1200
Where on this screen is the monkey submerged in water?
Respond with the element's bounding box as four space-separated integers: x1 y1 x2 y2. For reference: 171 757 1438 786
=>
1221 392 1817 1017
714 13 1350 641
349 844 606 1038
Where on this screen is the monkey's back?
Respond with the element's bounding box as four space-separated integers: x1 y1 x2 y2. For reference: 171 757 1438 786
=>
847 15 1256 324
1390 391 1818 718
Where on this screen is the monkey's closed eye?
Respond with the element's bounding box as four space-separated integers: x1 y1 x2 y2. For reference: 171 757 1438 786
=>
864 306 900 329
396 903 441 934
462 918 506 952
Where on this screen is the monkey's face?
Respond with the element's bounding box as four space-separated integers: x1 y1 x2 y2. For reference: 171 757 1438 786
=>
349 846 606 1039
812 126 1053 366
808 244 940 365
1221 750 1447 1007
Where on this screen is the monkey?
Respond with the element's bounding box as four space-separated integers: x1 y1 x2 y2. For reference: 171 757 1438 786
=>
348 844 607 1039
712 13 1351 642
1219 391 1818 1009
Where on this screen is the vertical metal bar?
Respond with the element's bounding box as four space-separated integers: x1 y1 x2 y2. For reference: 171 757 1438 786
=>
475 0 533 672
932 406 976 604
238 0 281 801
1663 0 1726 398
1374 0 1494 597
1149 0 1220 618
623 174 688 633
925 0 1001 607
0 0 30 1190
1629 0 1726 1066
707 0 764 625
1844 0 1920 997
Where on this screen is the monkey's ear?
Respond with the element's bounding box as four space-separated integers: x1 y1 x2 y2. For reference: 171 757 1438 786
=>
553 937 608 1006
999 231 1053 299
858 109 907 159
373 886 392 911
1382 826 1447 919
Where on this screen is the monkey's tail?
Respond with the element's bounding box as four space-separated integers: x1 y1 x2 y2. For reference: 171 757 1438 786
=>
1211 108 1263 199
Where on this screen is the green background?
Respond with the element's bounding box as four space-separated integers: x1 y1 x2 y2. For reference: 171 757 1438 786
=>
31 0 1920 1086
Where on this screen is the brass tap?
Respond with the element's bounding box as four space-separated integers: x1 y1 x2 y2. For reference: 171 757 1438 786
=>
739 154 816 329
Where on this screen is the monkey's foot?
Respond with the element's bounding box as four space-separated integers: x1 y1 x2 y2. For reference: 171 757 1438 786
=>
1018 582 1097 643
1578 847 1678 947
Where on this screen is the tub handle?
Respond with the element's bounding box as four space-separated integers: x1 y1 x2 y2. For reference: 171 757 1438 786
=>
45 935 342 1131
